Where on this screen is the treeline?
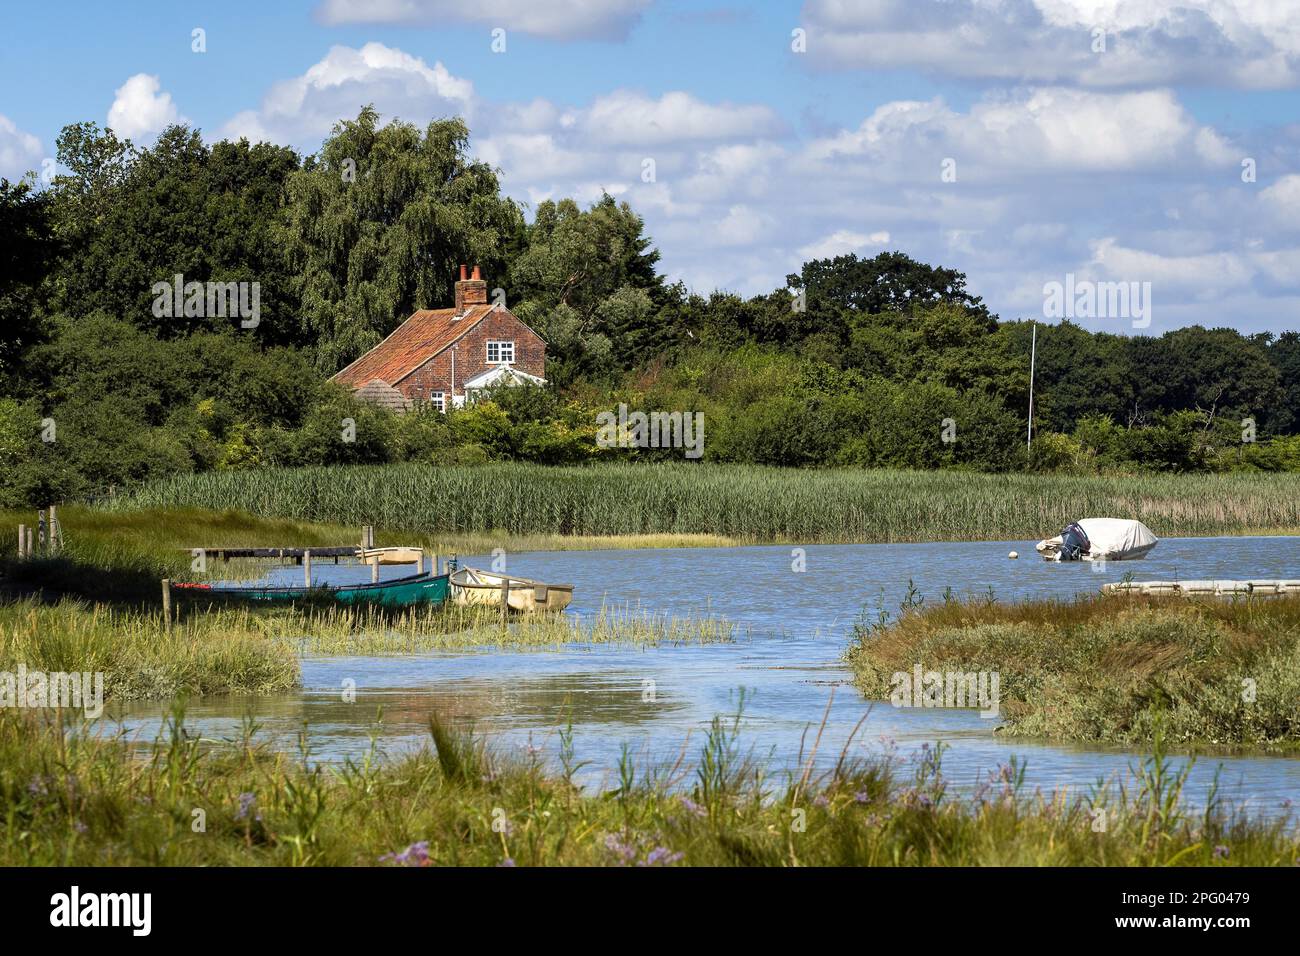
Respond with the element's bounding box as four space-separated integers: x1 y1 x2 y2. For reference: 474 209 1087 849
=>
2 107 1299 506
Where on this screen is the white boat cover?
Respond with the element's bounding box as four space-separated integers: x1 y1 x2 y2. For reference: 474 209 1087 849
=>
1077 518 1158 559
1036 518 1159 561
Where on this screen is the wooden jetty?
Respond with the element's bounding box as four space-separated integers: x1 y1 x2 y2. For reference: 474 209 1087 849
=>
1104 579 1300 597
182 546 360 561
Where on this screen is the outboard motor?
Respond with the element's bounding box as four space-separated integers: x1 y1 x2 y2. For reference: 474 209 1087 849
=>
1058 521 1091 561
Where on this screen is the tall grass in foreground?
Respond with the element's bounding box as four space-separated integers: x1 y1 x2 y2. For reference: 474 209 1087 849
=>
1 705 1294 866
846 590 1300 748
109 463 1300 542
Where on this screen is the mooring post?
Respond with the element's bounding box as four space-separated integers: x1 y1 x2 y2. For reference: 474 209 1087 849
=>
416 550 423 575
24 526 33 558
304 549 312 587
161 579 173 631
371 560 379 584
501 575 510 625
17 524 25 558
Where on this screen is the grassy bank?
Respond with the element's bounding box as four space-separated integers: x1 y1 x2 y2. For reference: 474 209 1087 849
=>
108 463 1300 543
3 706 1294 866
846 591 1300 748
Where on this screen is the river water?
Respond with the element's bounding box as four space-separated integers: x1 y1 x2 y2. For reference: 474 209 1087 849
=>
110 535 1300 813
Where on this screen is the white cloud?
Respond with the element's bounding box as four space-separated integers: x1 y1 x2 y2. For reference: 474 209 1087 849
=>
1261 174 1300 223
799 229 891 260
802 0 1300 89
316 0 650 41
804 88 1236 175
107 74 182 141
215 40 1297 332
580 90 783 145
221 43 474 147
0 114 43 181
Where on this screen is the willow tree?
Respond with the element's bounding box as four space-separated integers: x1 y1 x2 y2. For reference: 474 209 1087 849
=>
287 106 524 372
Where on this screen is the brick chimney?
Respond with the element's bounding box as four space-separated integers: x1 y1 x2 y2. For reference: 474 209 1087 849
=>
454 264 488 316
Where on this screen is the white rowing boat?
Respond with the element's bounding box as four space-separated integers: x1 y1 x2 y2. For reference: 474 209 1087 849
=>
449 566 575 613
357 546 426 566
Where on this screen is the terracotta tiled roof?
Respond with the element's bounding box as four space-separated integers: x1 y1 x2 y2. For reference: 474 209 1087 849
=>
332 305 494 387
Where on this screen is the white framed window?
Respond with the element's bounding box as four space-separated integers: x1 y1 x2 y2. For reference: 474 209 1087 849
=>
430 391 445 413
486 340 515 364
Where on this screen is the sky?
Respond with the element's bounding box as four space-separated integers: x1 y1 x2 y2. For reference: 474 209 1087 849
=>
1 0 1299 335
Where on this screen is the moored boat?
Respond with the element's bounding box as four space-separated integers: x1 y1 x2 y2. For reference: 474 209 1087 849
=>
1035 517 1158 562
174 570 450 608
449 566 574 612
357 546 427 566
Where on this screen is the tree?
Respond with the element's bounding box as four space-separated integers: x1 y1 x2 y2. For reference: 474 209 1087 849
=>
0 179 57 393
509 194 667 380
287 107 524 372
49 123 302 344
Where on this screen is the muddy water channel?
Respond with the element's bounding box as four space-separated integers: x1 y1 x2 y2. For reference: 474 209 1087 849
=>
111 535 1300 813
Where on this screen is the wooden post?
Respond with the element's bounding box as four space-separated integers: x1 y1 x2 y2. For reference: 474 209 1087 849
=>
415 550 423 575
24 526 33 558
371 560 379 584
304 549 312 587
37 510 46 552
501 575 510 625
161 579 173 632
48 504 58 554
17 524 25 558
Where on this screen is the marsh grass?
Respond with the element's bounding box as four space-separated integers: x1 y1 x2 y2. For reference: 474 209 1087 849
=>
290 601 738 655
846 589 1300 748
0 594 735 706
109 463 1300 542
0 599 300 701
2 703 1294 866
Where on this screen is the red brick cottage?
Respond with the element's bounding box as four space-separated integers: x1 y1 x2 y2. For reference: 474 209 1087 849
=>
332 265 546 412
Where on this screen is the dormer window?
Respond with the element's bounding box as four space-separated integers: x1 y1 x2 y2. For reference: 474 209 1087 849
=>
486 340 515 364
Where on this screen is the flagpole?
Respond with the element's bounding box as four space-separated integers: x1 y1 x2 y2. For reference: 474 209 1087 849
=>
1027 321 1037 457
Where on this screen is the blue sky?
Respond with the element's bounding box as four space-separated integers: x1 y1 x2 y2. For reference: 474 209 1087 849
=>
2 0 1298 334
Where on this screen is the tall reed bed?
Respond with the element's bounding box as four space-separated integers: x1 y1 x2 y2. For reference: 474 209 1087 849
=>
109 463 1300 543
2 704 1294 866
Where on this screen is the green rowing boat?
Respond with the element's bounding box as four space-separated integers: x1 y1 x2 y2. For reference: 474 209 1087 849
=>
174 571 450 608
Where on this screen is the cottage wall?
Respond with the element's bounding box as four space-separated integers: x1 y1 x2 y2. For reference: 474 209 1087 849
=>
397 309 546 404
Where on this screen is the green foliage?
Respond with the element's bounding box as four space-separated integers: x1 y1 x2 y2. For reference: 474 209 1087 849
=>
3 106 1299 504
288 107 524 372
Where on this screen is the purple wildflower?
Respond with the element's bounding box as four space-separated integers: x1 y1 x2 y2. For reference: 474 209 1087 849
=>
381 840 431 866
1213 845 1230 860
680 797 707 818
235 792 261 822
640 847 684 867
